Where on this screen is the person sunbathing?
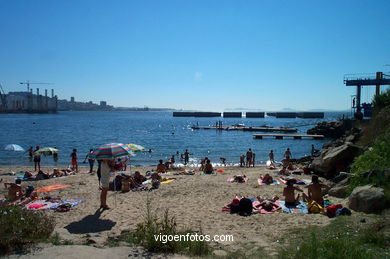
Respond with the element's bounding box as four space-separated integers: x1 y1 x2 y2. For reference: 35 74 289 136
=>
133 171 147 185
257 195 279 203
287 163 296 170
279 167 290 176
303 175 329 205
283 179 303 206
50 168 65 178
4 179 24 201
233 175 246 183
35 170 50 180
203 159 214 174
255 199 281 212
156 160 167 174
259 173 274 184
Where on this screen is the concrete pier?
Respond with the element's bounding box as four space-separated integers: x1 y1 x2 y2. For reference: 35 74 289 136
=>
253 134 325 139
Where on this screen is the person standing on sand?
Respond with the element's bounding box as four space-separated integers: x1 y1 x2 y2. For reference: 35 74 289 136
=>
183 149 190 165
83 149 95 174
70 149 78 172
53 147 59 162
33 146 41 171
246 148 253 167
28 146 33 161
100 159 113 210
239 154 245 167
269 150 275 163
284 148 292 160
252 153 256 167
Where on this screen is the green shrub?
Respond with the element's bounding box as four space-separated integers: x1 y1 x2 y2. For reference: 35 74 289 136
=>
349 129 390 200
280 217 389 259
118 197 211 257
373 88 390 113
0 206 55 255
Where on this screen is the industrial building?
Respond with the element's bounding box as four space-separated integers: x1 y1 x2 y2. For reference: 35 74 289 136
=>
0 88 57 113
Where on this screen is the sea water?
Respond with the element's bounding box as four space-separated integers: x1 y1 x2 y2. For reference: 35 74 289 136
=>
0 111 348 167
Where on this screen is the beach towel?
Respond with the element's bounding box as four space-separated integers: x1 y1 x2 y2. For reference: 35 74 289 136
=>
257 178 279 185
279 200 308 214
252 200 281 214
161 179 175 184
26 200 59 210
59 198 84 208
227 177 249 183
277 177 307 185
36 184 71 193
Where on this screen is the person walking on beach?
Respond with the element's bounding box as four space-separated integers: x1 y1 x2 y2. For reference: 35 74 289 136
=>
246 148 253 167
183 149 190 165
100 159 113 210
70 149 78 172
252 153 256 167
33 146 41 171
83 149 95 174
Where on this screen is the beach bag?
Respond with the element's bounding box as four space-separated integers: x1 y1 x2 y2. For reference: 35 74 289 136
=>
121 179 130 192
336 207 352 216
326 204 343 218
307 200 324 213
238 198 253 216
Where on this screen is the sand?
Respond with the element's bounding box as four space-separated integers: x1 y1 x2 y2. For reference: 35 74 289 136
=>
0 165 348 257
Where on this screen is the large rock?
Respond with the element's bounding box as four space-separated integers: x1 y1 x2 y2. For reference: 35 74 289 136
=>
328 177 350 198
348 185 386 213
310 143 362 178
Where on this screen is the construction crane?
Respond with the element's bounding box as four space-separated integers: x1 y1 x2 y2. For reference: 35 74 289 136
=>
19 80 54 92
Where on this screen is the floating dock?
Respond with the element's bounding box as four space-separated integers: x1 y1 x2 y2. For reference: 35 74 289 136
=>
245 112 265 118
173 112 221 117
223 112 242 118
191 125 297 133
253 134 325 139
266 112 324 118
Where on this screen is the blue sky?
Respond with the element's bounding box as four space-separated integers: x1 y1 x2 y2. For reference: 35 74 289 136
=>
0 0 389 111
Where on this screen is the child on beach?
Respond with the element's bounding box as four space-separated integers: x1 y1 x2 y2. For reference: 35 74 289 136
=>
150 171 162 190
70 149 78 173
239 155 245 167
203 159 214 174
33 146 41 171
283 179 303 206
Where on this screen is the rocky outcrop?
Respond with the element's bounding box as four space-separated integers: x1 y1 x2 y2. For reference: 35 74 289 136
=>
310 143 363 178
307 120 350 138
328 177 350 198
348 185 386 213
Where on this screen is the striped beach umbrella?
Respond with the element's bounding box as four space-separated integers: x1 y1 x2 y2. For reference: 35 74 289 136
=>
125 143 145 152
91 143 133 160
4 144 25 152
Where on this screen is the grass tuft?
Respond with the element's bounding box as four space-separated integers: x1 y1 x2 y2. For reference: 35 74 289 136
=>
0 205 55 255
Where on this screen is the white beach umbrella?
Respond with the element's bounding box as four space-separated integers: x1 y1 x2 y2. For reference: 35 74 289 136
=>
4 144 25 152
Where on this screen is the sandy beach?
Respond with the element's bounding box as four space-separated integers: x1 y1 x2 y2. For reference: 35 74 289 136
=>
0 165 348 257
